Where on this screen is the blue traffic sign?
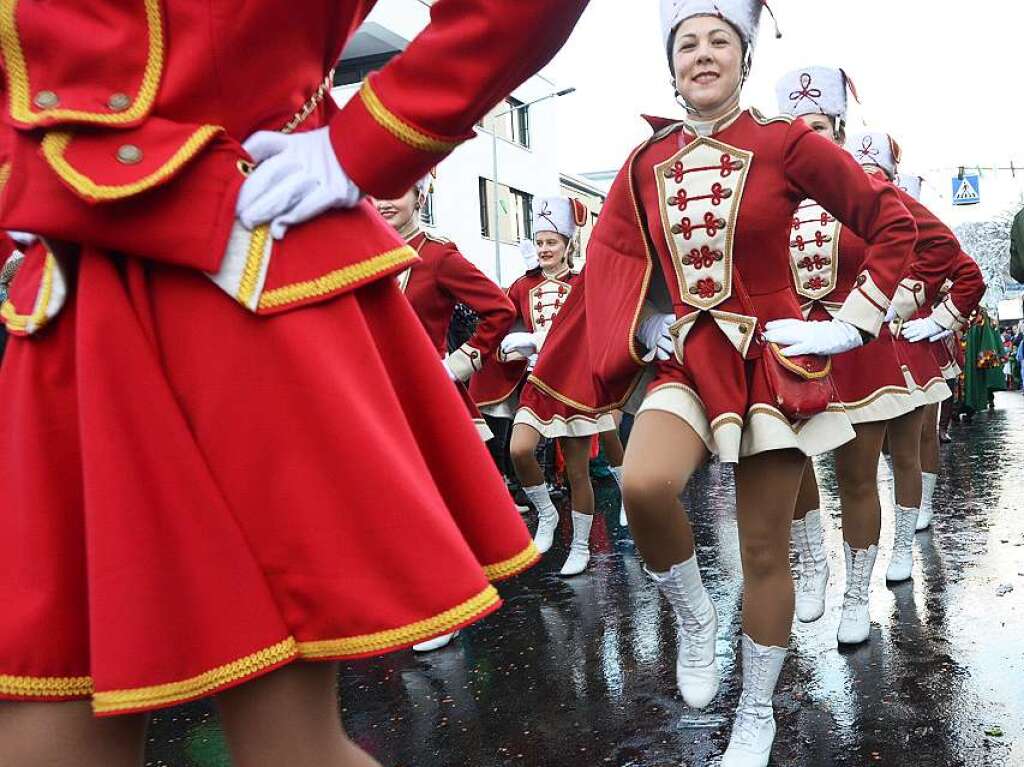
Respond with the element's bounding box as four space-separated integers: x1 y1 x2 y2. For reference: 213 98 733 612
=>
952 174 981 206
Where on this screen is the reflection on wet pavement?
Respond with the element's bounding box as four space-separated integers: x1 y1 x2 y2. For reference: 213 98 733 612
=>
146 393 1024 767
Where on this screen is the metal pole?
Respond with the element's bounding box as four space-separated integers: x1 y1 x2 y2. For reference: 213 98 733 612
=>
492 126 502 285
488 87 575 287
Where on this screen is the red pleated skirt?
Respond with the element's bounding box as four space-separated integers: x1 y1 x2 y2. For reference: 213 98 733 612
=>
0 249 537 716
823 309 918 424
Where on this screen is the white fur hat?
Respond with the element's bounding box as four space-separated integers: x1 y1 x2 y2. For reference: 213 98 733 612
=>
532 197 588 240
775 66 854 121
847 131 902 180
661 0 772 55
896 173 923 201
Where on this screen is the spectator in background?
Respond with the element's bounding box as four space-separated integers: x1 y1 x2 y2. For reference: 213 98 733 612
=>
1012 206 1024 283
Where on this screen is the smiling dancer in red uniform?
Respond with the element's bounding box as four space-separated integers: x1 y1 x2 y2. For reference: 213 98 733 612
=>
473 197 620 576
375 173 515 447
530 2 918 762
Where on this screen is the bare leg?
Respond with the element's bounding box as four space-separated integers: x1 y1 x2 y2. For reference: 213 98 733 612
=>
0 701 147 767
560 436 596 516
509 423 544 488
834 421 887 549
793 459 820 521
219 662 382 767
599 411 626 468
621 410 708 571
734 449 806 646
888 407 924 508
919 403 940 474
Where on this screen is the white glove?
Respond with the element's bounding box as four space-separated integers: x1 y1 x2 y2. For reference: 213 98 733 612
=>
636 313 676 361
441 357 459 382
764 318 863 357
7 230 37 247
884 304 897 323
237 127 362 240
501 332 540 358
519 240 539 271
527 353 539 372
901 317 946 343
928 328 954 342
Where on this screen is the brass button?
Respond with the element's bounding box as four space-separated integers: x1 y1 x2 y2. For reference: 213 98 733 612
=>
738 324 749 334
116 144 143 164
107 93 131 112
237 159 255 176
34 90 59 109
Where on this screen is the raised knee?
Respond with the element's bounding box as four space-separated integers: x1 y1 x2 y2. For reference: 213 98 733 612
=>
510 441 536 467
622 467 679 511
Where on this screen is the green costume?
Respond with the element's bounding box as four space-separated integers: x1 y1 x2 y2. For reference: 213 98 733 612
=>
963 316 1005 413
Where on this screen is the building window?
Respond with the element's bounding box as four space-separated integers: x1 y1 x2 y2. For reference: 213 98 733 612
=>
420 187 436 227
334 53 398 86
479 179 533 244
478 97 530 148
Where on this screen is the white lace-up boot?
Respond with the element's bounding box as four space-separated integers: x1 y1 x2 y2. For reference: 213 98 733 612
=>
791 509 829 622
916 472 937 531
721 634 788 767
412 631 460 653
609 465 627 527
523 484 559 554
837 543 877 645
559 512 593 576
648 556 719 708
886 505 919 582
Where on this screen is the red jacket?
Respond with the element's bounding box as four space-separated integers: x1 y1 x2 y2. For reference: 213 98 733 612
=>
0 0 588 316
401 229 514 381
531 110 917 413
927 251 986 330
790 187 960 319
470 267 577 408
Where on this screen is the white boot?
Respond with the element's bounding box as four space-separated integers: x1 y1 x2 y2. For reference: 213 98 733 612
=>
721 635 787 767
649 556 719 708
412 630 460 653
609 465 627 527
791 509 829 623
916 472 937 531
560 512 593 576
523 484 559 554
886 505 919 582
837 543 877 645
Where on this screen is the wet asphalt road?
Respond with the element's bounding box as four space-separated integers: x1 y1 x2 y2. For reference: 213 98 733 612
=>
145 392 1024 767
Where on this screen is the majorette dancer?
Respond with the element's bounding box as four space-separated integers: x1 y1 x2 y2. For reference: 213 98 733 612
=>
897 203 985 532
842 131 967 583
472 197 622 576
529 3 917 763
774 73 961 644
0 0 589 763
375 173 516 446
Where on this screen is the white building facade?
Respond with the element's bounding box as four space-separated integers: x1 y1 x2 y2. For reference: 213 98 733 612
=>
332 0 571 287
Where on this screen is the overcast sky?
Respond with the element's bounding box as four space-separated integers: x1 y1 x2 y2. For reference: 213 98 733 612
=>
541 1 1024 226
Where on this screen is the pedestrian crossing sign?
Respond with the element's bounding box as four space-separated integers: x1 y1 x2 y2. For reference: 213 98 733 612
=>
951 174 981 205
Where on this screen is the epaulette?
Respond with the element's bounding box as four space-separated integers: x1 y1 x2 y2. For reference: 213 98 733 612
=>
423 231 452 245
749 108 793 126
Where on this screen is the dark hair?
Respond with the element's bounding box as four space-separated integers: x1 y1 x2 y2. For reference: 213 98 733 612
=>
667 15 747 71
